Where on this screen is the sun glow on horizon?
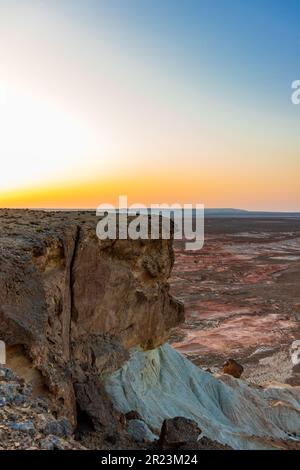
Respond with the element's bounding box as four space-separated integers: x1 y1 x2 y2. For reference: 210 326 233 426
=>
0 1 299 211
0 83 113 191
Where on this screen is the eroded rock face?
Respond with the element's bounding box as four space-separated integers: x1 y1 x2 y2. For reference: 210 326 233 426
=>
0 209 183 429
105 344 300 450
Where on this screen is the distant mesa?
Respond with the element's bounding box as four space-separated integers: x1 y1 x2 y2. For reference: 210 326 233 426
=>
203 208 300 218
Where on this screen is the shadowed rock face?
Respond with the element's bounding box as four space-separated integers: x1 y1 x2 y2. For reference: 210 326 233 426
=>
0 209 183 428
0 364 85 450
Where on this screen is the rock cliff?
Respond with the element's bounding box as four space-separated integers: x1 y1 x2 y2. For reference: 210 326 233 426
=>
0 209 183 432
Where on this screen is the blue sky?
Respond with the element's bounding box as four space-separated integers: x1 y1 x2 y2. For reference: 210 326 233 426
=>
71 0 300 97
1 0 299 209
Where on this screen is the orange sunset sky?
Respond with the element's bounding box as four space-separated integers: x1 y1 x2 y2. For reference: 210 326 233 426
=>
0 1 299 211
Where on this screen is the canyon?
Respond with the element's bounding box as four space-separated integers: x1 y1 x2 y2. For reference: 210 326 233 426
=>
0 210 300 449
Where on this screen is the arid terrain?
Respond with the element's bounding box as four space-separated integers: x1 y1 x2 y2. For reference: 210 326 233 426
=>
170 217 300 386
1 210 300 450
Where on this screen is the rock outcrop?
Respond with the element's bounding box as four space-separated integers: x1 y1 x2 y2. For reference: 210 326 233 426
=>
158 417 201 450
105 344 300 450
0 210 183 432
157 417 231 450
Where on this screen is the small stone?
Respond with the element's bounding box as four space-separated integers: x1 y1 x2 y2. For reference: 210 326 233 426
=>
13 393 27 406
127 419 157 443
39 437 56 450
42 420 62 436
9 420 35 436
22 383 33 397
0 383 18 402
125 410 143 421
42 417 72 437
57 417 73 437
223 359 244 378
1 368 17 382
0 397 7 407
39 435 66 450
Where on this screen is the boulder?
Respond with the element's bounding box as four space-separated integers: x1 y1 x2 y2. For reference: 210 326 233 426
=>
0 364 84 450
125 410 143 421
223 358 244 378
158 417 201 450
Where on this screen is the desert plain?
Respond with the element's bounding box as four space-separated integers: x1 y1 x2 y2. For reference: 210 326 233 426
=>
170 217 300 386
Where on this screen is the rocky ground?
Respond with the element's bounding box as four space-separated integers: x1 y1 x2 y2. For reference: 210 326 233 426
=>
0 363 230 450
170 217 300 386
0 365 85 450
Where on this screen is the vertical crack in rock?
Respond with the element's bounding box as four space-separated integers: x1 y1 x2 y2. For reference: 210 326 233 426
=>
61 224 80 361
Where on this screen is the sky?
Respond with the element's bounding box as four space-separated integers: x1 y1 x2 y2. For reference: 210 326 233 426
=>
0 0 299 210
